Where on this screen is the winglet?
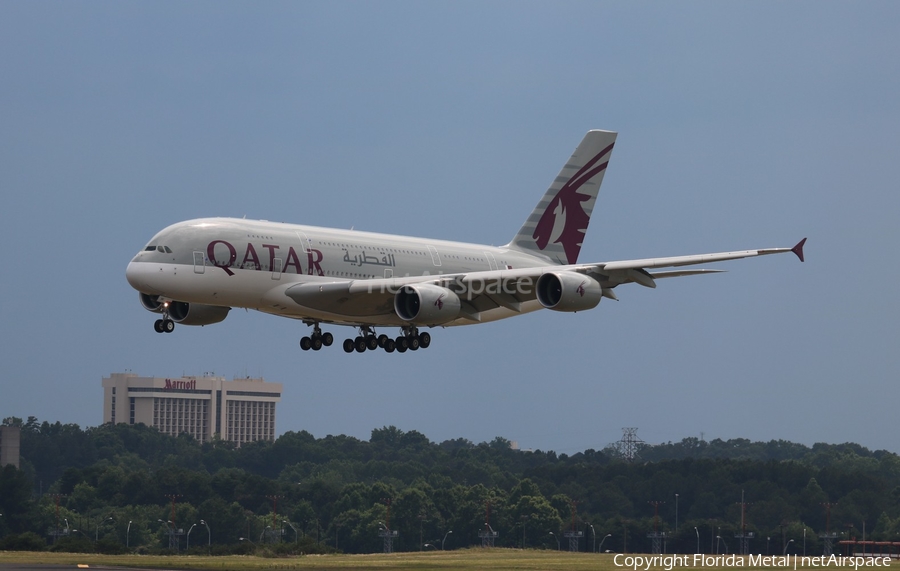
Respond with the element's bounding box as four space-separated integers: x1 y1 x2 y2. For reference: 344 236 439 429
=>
791 238 807 262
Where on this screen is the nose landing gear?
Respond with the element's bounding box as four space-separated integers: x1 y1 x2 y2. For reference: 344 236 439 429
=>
153 304 175 333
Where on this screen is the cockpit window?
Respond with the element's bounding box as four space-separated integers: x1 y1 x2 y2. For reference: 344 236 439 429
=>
145 245 156 251
164 246 173 253
157 246 165 252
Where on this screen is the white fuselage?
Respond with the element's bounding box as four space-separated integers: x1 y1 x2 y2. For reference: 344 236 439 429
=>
126 217 552 327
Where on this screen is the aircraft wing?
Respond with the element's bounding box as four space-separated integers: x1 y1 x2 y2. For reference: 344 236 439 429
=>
282 239 805 323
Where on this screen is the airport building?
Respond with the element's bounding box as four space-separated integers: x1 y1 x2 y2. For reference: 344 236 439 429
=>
102 372 282 447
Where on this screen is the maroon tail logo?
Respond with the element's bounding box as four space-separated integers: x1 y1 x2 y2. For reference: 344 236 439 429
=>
532 143 614 263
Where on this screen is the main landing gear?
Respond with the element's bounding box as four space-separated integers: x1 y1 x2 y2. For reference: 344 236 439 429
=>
341 326 431 354
299 323 334 351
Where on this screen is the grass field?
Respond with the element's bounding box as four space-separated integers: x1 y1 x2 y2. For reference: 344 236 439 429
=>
0 550 872 571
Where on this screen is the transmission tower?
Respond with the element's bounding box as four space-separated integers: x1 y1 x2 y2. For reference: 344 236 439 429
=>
617 428 644 462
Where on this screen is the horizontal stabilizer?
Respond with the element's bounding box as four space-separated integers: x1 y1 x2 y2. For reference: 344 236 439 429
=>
791 238 807 262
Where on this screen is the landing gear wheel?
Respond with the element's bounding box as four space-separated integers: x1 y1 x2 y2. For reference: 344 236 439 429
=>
396 342 407 353
321 332 334 347
366 335 379 351
384 339 396 353
354 336 367 353
343 339 354 353
163 319 175 333
419 332 431 348
300 337 312 351
154 319 164 333
408 336 420 351
311 336 323 351
396 336 409 351
377 334 389 348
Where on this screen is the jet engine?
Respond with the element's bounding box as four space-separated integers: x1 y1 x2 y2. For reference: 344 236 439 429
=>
167 301 231 326
536 271 602 312
139 293 230 326
394 284 461 325
139 292 164 313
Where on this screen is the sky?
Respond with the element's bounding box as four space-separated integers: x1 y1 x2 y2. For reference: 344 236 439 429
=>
1 2 898 455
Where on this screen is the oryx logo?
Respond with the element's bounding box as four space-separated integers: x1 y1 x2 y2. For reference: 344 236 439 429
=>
435 293 445 310
576 280 586 297
533 143 614 264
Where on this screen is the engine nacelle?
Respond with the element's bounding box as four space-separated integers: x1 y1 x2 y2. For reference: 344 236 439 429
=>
139 292 164 313
536 271 602 312
168 301 231 326
394 284 461 325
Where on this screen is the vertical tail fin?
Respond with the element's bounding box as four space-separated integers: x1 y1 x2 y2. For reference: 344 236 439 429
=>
507 130 617 265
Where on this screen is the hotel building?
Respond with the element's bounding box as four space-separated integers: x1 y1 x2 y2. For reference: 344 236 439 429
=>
102 372 282 446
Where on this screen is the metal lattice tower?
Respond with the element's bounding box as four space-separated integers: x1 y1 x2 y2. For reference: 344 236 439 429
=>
479 501 498 547
617 428 644 462
378 497 397 553
647 501 666 554
564 500 583 552
565 530 584 552
735 490 754 555
820 503 838 555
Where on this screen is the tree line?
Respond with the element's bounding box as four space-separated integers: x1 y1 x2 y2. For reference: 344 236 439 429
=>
1 416 899 555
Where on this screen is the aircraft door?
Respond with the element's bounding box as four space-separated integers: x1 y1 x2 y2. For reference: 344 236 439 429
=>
296 231 312 253
484 252 498 271
427 245 442 267
193 251 205 274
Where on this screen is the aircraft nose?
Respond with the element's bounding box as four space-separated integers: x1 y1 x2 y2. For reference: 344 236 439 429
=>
125 261 144 290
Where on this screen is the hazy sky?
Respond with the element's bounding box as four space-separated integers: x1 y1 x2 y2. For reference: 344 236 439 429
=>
2 2 897 455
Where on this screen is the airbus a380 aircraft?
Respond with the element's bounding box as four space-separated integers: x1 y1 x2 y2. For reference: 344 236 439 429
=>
126 130 805 354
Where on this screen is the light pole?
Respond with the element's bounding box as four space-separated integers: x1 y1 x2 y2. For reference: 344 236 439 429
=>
442 530 453 550
187 523 197 550
127 520 132 549
282 520 297 543
599 533 612 553
783 539 794 556
549 532 560 551
158 519 175 550
200 519 211 547
589 524 595 553
694 527 700 554
675 494 679 535
96 517 114 541
521 515 529 550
